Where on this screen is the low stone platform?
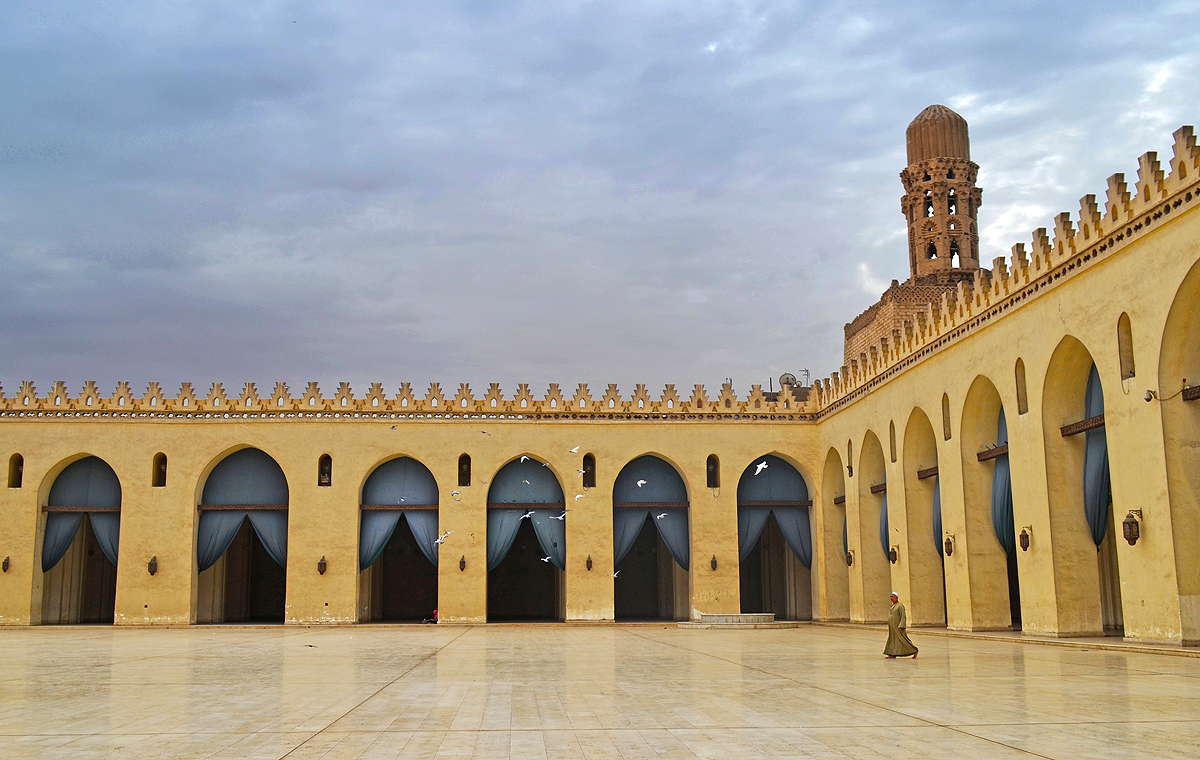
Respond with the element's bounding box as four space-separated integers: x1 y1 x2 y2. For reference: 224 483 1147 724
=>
677 612 801 629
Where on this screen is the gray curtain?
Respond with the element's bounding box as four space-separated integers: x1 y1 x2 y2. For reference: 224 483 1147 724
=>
738 506 773 562
613 508 648 565
991 408 1016 557
932 476 943 558
529 510 566 570
772 507 813 569
359 510 403 570
612 507 689 570
196 511 248 572
246 511 288 567
843 515 848 556
487 509 525 570
41 512 84 573
89 512 121 567
48 456 121 509
405 511 440 567
879 491 890 558
1083 363 1111 547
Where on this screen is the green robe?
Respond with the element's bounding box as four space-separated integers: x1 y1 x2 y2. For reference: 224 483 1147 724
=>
884 602 918 657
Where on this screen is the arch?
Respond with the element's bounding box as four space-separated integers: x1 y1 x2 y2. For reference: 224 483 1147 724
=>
736 455 813 620
927 242 938 259
152 452 167 488
856 431 890 623
1042 337 1121 635
819 447 850 621
486 456 566 622
612 454 691 621
706 454 720 489
317 454 332 487
1158 256 1200 644
1117 312 1135 380
582 454 596 489
8 453 23 488
1015 358 1029 415
358 457 439 622
40 455 121 625
902 407 946 626
194 447 289 624
458 454 471 487
959 374 1018 630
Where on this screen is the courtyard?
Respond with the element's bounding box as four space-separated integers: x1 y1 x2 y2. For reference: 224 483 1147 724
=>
1 625 1199 759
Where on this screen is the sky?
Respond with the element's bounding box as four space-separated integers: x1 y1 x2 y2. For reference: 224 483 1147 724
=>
2 1 1198 400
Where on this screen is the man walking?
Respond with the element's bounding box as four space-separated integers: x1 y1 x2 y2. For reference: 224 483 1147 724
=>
884 592 919 658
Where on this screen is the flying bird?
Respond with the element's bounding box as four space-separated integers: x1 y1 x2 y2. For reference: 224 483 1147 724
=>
451 490 460 496
656 513 668 520
521 511 534 520
542 462 550 467
755 461 768 476
390 425 396 430
480 430 490 435
551 511 568 520
454 498 461 502
522 479 531 485
520 455 529 463
541 556 553 563
434 531 453 545
636 479 647 487
575 494 584 500
612 570 620 578
569 446 579 453
576 469 585 474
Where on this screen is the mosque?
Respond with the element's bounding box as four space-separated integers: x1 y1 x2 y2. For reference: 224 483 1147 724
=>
2 106 1198 647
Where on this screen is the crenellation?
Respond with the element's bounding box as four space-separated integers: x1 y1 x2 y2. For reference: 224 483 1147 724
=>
569 383 592 412
1105 173 1130 223
425 383 448 410
1135 151 1165 210
660 384 680 412
1078 195 1100 242
1168 126 1197 187
301 382 322 409
1052 211 1075 260
688 384 708 411
271 382 292 409
543 383 564 411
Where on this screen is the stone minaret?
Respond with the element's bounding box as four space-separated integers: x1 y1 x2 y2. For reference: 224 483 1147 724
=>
899 105 983 283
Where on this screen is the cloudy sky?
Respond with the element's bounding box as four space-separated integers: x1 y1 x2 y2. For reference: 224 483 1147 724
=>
2 1 1197 400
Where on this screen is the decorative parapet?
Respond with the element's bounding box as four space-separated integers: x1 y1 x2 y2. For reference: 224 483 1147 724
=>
812 125 1200 417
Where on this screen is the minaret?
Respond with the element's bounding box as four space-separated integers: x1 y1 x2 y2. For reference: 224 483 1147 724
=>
899 105 983 282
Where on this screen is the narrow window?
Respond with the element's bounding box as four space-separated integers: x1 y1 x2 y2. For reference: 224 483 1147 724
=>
458 454 471 487
888 421 897 463
152 453 167 487
949 241 960 265
948 188 957 215
582 454 596 488
8 454 23 488
550 398 556 408
724 399 731 409
341 397 347 407
947 167 955 179
1015 358 1029 415
579 398 585 408
927 242 937 259
1117 313 1135 380
372 397 379 407
461 398 467 408
924 189 934 217
706 455 720 488
431 397 438 407
491 398 497 408
317 454 332 486
941 394 952 440
309 397 316 406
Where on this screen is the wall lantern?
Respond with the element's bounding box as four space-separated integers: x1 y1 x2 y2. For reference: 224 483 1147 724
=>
3 556 10 572
889 546 898 564
1019 526 1032 552
845 550 854 567
317 556 327 575
1122 510 1142 546
586 555 593 571
459 555 466 571
710 555 718 571
147 556 158 576
943 535 954 557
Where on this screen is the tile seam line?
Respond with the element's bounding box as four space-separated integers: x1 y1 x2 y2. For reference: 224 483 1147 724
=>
619 628 1057 760
270 626 473 760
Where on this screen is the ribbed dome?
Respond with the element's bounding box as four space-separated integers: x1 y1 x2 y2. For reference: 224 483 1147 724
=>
906 104 970 164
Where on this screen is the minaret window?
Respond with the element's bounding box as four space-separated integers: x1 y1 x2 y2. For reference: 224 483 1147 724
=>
947 168 955 179
924 190 933 217
948 189 957 215
949 241 960 265
927 243 937 259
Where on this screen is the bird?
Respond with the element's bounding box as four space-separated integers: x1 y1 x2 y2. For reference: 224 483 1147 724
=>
522 479 531 485
480 430 490 435
569 446 579 453
636 479 647 487
520 455 529 463
755 460 768 476
521 510 534 520
398 497 405 502
390 425 396 430
656 513 668 520
541 556 553 563
575 494 584 500
542 462 550 467
551 510 568 520
454 498 461 502
434 531 452 545
576 469 585 474
612 570 620 578
451 490 460 496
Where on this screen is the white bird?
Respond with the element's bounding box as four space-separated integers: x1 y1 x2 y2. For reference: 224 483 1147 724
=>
656 513 668 520
755 460 768 476
550 510 568 520
576 469 585 474
542 462 550 467
575 494 584 500
434 531 452 545
612 570 620 578
451 490 460 496
521 511 534 520
636 479 647 487
569 446 579 453
454 498 461 502
390 425 396 430
541 556 553 563
522 479 531 485
520 455 529 463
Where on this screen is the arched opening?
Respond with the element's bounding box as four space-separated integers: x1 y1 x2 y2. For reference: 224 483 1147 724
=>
927 242 938 259
1043 339 1121 636
1118 313 1135 380
152 453 167 488
582 454 596 489
706 455 720 488
358 457 439 622
856 432 891 623
9 453 24 488
317 454 332 487
40 456 121 624
960 375 1019 630
195 448 289 624
486 456 565 621
458 454 471 488
612 455 690 621
949 241 961 266
924 190 934 218
820 448 850 620
948 188 957 215
1015 358 1029 415
1159 258 1200 644
902 408 946 626
737 455 812 620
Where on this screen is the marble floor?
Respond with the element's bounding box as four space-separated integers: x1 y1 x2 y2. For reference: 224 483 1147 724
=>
1 624 1198 759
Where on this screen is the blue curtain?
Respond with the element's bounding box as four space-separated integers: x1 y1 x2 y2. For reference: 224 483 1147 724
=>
48 457 121 509
879 491 890 558
202 448 288 506
246 511 288 567
613 456 687 503
529 510 566 570
196 511 247 572
362 457 439 506
89 513 121 567
613 509 648 565
772 507 813 569
359 510 403 570
991 408 1016 557
487 509 525 570
1083 363 1111 547
736 455 809 502
932 477 943 558
405 511 440 567
42 512 84 573
488 457 565 504
737 506 773 562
